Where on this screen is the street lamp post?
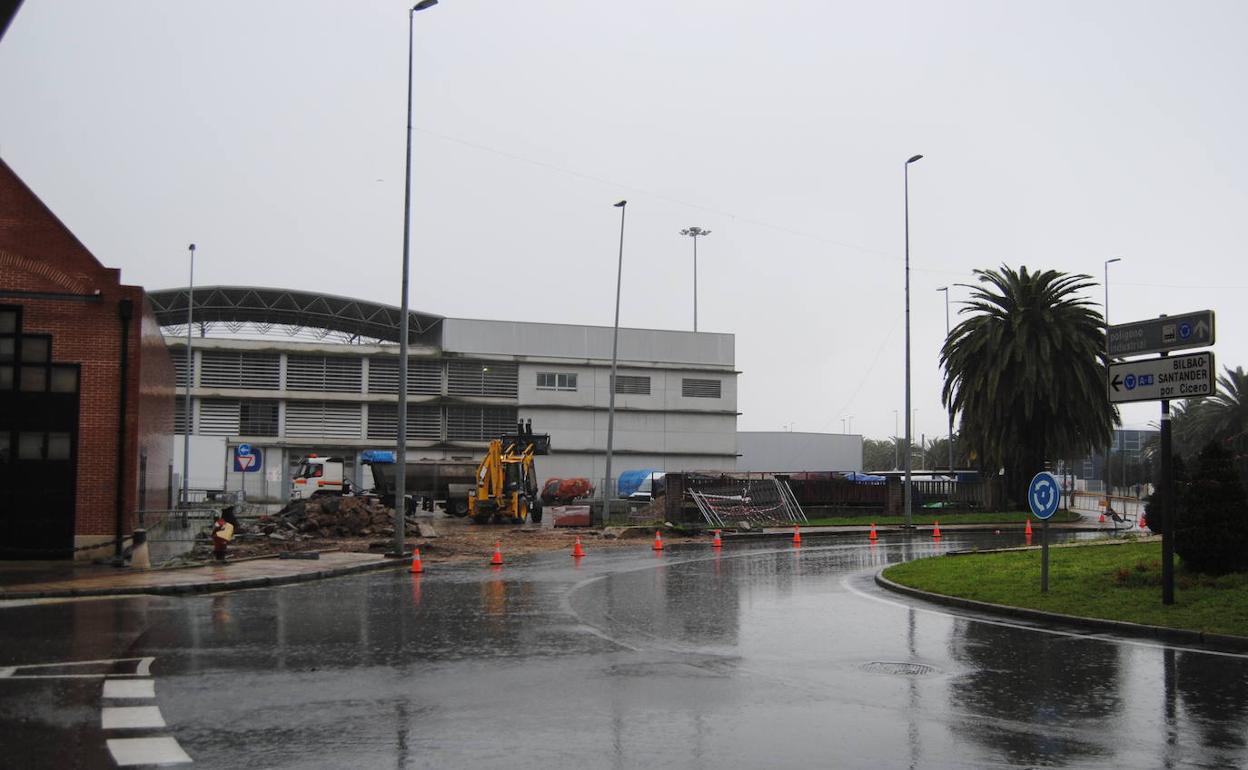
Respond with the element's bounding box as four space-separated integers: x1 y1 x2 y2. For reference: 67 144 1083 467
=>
602 200 627 524
903 154 923 528
937 286 953 475
893 409 900 469
679 227 710 332
1103 257 1122 516
393 0 439 558
180 243 195 508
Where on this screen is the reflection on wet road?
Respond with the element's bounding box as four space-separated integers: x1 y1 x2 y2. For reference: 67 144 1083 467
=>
2 532 1246 768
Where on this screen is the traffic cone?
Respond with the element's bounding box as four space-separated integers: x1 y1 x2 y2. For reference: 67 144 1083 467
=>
572 537 586 558
653 531 664 551
1098 513 1106 524
490 541 503 566
868 522 878 541
932 521 941 539
1025 518 1033 537
711 530 723 548
409 548 423 574
792 526 802 545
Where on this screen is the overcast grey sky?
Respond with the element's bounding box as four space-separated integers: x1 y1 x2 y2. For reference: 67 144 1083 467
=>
2 1 1245 442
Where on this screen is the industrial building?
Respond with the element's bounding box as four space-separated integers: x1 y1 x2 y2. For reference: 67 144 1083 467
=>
152 286 738 504
0 159 175 560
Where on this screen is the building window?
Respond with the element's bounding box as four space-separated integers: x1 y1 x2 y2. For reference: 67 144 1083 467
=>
536 372 577 391
681 378 721 399
200 351 280 390
613 375 650 395
447 360 518 398
239 400 280 436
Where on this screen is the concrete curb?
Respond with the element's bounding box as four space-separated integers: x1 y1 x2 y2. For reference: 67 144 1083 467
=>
0 557 407 601
874 570 1248 654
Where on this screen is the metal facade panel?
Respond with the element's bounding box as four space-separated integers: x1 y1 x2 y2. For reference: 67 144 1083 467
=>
442 319 734 367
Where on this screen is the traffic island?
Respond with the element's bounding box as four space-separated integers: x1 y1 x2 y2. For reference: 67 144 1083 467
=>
877 539 1248 652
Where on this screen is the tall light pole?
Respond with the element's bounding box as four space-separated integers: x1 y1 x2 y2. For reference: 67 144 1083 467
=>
903 153 923 527
679 227 710 332
937 286 953 475
180 243 195 508
1103 256 1122 514
602 200 627 524
393 0 439 558
893 409 900 469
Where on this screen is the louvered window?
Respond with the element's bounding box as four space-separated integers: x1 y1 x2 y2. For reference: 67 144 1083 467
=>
366 403 443 441
200 351 280 390
199 399 240 436
170 348 190 388
174 398 191 434
681 378 721 399
286 355 362 393
613 375 651 395
367 357 443 395
447 360 518 398
446 406 518 441
239 400 280 436
284 401 363 439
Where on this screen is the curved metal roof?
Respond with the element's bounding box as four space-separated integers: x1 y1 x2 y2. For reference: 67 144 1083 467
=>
148 286 443 345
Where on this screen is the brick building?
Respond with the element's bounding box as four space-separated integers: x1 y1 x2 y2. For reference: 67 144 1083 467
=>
0 158 175 560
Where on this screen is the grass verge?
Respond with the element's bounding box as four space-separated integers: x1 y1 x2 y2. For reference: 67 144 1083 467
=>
882 540 1248 638
803 510 1082 527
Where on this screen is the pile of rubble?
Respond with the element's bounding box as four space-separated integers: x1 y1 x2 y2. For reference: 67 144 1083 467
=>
259 496 405 541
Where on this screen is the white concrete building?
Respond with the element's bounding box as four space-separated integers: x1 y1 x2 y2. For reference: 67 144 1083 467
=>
736 431 862 473
154 287 738 502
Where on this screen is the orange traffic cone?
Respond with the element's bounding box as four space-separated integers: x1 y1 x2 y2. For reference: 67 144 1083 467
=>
572 537 586 558
1025 518 1033 537
868 522 878 541
409 548 424 574
932 521 942 539
711 530 723 548
653 531 664 551
490 541 504 566
792 526 802 545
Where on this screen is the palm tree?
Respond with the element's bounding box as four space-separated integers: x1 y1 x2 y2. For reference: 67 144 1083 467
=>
1204 366 1248 444
940 265 1116 507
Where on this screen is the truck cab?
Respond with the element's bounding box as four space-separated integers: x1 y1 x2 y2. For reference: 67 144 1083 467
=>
290 455 350 500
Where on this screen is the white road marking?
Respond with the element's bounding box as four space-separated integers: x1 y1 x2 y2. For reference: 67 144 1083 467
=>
0 657 156 679
102 706 166 729
103 679 155 699
106 737 192 766
842 571 1248 660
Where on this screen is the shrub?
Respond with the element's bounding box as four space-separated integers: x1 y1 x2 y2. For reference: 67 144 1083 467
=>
1174 442 1248 575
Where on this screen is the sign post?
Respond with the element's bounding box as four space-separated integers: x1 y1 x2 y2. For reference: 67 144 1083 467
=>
1109 311 1218 606
1028 471 1060 593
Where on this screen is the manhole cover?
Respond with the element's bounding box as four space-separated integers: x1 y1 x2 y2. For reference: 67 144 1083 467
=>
860 661 938 677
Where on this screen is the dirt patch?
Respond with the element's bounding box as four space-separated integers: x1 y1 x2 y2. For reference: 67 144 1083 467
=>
193 507 698 565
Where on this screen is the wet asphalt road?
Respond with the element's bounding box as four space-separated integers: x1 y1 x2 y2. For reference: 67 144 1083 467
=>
2 531 1247 769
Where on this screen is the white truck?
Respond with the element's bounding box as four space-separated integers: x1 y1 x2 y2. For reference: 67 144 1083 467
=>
290 451 476 515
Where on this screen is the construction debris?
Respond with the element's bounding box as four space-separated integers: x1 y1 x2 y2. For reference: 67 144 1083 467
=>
261 497 414 539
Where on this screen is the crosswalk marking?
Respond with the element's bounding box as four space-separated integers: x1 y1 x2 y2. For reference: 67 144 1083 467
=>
102 705 167 729
106 737 193 766
103 679 156 699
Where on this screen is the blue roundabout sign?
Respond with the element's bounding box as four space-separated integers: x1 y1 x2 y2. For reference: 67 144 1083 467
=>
1028 471 1060 520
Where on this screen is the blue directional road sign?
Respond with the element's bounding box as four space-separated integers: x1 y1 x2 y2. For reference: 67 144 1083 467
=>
1028 472 1061 520
234 445 262 473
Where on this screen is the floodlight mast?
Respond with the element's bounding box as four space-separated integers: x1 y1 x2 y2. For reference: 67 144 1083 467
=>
680 227 711 332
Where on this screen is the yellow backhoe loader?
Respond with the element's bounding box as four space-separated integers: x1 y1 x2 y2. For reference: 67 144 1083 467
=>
468 420 550 525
